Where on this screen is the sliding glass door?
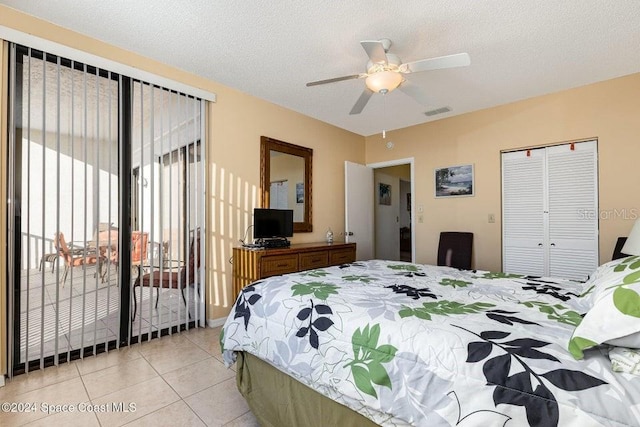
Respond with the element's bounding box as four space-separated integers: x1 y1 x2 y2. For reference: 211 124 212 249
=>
7 43 205 376
129 81 205 341
8 46 120 371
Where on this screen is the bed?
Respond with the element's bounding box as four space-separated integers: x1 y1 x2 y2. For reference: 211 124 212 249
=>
221 258 640 426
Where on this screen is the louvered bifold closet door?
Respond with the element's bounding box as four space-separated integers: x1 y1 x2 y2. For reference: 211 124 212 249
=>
502 148 546 276
546 141 598 280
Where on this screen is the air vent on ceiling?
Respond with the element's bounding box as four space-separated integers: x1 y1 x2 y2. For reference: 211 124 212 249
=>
424 106 451 117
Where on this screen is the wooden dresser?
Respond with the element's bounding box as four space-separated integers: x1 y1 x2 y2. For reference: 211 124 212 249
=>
232 242 356 298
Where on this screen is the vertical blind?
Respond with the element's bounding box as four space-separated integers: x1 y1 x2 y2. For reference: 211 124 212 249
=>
129 80 205 342
7 43 206 375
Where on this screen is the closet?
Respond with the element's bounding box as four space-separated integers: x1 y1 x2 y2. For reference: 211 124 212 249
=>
502 140 598 281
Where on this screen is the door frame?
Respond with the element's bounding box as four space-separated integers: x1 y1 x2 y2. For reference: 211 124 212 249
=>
368 158 415 263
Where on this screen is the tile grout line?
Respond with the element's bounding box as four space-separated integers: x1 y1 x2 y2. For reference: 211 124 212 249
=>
77 367 103 427
179 397 209 427
221 409 254 427
90 374 177 426
137 331 210 427
141 329 229 396
117 347 175 425
73 338 176 426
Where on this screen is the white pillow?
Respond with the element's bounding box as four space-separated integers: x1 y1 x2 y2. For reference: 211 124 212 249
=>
569 256 640 359
580 256 640 301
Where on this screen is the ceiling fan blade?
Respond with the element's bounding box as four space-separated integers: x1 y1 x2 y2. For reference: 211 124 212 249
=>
401 52 470 73
360 40 388 65
306 74 365 87
349 88 374 115
398 79 430 106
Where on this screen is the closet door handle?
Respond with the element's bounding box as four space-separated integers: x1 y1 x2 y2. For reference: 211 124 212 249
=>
550 243 556 247
538 243 543 247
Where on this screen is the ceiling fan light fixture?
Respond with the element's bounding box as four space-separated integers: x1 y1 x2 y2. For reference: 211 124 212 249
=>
365 71 403 93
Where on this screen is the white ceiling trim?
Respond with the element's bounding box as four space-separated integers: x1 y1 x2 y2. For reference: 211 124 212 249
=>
0 25 217 102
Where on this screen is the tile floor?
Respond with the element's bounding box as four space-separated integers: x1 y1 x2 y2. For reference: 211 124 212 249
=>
0 326 259 427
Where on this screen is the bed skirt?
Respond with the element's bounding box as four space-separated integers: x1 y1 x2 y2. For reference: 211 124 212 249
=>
236 352 379 427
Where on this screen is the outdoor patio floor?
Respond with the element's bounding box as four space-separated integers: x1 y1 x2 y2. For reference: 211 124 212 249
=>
17 264 197 364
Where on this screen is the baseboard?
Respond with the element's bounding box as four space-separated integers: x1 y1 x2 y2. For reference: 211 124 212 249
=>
207 317 226 328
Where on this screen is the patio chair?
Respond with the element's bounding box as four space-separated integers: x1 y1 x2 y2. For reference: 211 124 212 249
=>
131 231 149 268
102 230 147 275
40 236 87 273
132 230 201 321
54 232 105 286
39 252 59 273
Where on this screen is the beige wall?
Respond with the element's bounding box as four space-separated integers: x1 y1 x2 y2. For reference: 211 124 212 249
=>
0 5 364 375
365 72 640 272
376 164 410 181
207 88 363 319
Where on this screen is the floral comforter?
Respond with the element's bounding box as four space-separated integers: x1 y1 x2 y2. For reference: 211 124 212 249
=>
221 260 640 426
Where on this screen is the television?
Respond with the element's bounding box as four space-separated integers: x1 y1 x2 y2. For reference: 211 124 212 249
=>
253 208 294 239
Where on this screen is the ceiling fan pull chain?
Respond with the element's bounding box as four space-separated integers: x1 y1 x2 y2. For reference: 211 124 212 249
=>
382 90 387 139
382 91 386 139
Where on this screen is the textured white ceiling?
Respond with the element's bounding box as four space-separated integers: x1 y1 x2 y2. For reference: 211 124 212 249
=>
2 0 640 136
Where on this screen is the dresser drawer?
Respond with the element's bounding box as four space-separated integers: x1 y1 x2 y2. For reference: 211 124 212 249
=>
329 248 356 265
261 254 299 277
233 243 356 300
299 251 329 270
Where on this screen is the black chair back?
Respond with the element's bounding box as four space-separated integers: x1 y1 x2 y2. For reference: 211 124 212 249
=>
437 232 473 270
182 228 201 285
612 237 629 260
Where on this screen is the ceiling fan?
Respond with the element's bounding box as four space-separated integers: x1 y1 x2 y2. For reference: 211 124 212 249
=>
306 39 470 115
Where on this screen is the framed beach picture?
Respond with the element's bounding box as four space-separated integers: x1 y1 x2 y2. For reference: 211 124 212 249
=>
435 164 474 198
378 183 391 205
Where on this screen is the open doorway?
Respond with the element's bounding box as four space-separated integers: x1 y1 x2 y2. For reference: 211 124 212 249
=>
374 164 412 261
345 158 414 262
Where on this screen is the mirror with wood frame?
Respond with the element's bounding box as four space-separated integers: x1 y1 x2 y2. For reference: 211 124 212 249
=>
260 136 313 233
